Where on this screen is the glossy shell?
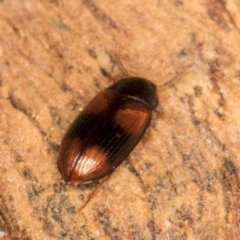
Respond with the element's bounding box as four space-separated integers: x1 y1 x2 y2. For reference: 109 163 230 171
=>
57 77 159 185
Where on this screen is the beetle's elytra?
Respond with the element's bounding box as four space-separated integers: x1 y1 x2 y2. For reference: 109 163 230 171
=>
57 77 159 185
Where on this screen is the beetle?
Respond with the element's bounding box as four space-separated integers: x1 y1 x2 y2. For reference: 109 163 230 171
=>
57 77 159 186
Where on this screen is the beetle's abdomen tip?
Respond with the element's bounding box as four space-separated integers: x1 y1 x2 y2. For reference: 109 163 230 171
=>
58 163 83 186
58 140 111 185
67 179 81 186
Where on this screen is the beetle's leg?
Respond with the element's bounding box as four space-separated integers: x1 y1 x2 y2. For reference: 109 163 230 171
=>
78 175 111 212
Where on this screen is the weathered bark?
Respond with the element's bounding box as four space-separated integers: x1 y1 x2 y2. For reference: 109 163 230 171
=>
0 0 240 239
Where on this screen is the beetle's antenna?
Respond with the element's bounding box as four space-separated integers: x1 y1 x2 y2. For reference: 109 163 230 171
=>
158 68 188 91
112 53 130 77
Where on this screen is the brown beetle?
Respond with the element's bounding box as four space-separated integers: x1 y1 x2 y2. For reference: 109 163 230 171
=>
57 77 159 185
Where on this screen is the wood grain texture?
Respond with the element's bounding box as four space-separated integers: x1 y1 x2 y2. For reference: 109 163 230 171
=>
0 0 240 239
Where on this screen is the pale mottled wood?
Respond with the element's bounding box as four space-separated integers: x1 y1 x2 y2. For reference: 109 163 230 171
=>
0 0 240 239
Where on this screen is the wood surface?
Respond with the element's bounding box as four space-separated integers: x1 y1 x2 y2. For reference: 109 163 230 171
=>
0 0 240 239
